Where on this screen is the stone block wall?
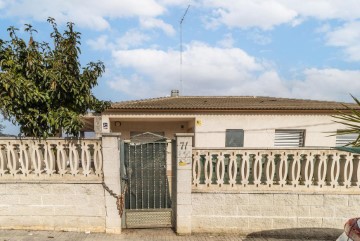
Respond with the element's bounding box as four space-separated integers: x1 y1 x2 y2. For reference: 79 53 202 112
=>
191 192 353 234
0 183 106 232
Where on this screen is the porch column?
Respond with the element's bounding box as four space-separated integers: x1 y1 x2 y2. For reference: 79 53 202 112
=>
101 133 122 234
174 133 194 235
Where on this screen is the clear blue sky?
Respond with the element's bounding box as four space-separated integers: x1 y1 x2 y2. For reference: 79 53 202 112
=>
1 0 360 134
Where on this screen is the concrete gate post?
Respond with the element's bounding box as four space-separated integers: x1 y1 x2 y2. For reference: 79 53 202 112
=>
174 133 194 235
101 133 122 234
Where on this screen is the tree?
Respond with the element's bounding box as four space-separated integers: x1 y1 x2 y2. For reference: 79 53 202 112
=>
333 95 360 146
0 18 110 138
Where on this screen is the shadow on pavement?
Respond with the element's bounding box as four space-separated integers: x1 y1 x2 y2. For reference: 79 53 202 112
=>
243 228 343 240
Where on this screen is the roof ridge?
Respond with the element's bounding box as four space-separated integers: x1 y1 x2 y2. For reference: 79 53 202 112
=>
108 95 358 111
112 95 354 104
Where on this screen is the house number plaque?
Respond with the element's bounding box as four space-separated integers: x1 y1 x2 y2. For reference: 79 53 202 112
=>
178 141 191 166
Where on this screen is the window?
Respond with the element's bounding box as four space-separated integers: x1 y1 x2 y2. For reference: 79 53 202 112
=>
225 129 244 147
274 129 305 147
336 131 358 146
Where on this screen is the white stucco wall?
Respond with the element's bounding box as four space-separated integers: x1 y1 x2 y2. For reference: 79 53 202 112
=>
194 114 343 148
102 112 346 148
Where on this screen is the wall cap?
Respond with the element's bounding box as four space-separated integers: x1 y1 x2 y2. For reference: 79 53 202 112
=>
101 132 121 137
175 133 194 137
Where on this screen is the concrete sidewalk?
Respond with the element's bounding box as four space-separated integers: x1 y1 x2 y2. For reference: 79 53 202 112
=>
0 229 333 241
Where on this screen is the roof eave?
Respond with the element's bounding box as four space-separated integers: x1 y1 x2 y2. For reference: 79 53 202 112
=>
103 108 355 114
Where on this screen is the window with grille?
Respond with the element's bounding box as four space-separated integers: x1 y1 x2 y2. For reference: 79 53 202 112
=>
336 131 358 146
225 129 244 147
274 129 305 147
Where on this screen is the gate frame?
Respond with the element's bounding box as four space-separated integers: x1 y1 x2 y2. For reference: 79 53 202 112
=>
120 137 173 229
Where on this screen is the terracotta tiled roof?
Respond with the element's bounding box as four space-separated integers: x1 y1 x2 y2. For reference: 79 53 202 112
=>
109 96 359 111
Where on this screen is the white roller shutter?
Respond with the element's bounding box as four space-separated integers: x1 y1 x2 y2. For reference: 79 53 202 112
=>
275 129 305 147
336 132 358 146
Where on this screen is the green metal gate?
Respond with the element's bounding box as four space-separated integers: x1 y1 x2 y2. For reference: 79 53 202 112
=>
122 140 172 228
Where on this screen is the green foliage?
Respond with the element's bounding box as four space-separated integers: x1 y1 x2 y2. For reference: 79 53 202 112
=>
0 18 110 138
333 95 360 146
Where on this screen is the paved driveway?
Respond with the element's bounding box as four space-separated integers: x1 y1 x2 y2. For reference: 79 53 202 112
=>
0 229 335 241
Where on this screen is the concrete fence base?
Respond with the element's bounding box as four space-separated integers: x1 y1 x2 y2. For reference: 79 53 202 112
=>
0 183 105 232
191 192 352 235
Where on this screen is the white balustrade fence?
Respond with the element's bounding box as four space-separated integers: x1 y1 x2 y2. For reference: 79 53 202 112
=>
192 148 360 191
0 138 103 178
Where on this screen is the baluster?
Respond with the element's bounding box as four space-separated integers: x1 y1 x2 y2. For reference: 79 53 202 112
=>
343 153 353 188
303 153 314 187
316 152 327 188
44 142 55 176
31 143 44 176
56 142 68 176
289 151 301 187
351 154 360 187
241 152 250 187
0 145 7 176
228 152 237 187
252 152 262 187
330 153 340 188
265 152 275 187
19 142 30 176
216 153 225 186
93 142 103 176
69 142 79 176
81 142 91 176
277 152 288 187
192 152 201 186
312 153 319 186
204 152 212 186
7 142 19 176
354 155 360 188
356 155 360 188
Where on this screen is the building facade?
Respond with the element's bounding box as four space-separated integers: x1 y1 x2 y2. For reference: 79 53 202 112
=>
83 94 358 148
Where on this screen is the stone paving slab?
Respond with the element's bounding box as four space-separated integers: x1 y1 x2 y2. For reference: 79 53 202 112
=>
0 229 333 241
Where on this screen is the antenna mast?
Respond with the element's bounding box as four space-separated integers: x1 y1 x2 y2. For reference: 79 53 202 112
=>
180 4 190 94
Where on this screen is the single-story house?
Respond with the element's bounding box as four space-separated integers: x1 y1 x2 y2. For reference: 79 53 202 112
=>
82 91 359 148
80 92 360 233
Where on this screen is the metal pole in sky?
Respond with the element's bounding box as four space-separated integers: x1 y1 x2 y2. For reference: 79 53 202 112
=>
180 4 190 94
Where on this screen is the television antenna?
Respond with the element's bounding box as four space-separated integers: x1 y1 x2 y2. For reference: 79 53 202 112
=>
180 4 190 94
